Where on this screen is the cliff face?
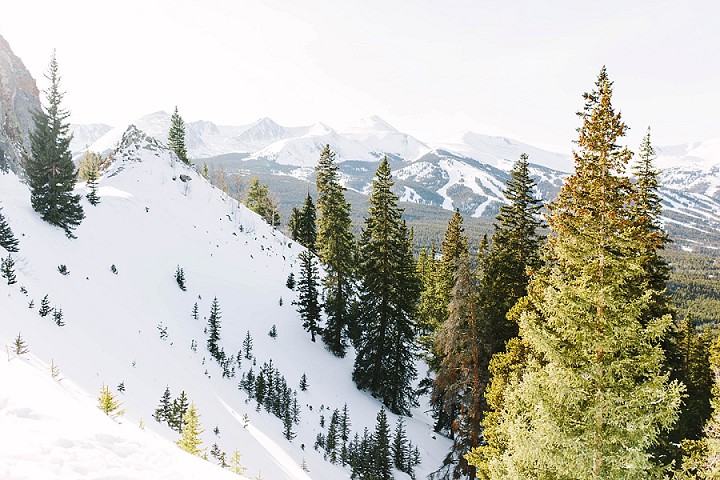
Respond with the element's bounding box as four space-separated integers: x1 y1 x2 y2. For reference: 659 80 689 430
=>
0 34 41 175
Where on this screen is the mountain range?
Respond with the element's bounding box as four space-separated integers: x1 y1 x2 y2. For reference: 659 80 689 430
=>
72 111 720 252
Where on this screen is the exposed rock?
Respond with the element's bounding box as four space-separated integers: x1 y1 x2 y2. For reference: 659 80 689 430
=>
0 34 42 176
179 174 192 182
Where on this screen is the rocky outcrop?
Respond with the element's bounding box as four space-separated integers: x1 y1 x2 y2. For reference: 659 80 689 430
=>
0 34 42 175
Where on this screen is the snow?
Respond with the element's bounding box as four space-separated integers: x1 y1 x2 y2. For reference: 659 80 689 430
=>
0 128 451 479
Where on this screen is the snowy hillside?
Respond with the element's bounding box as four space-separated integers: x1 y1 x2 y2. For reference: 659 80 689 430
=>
0 127 450 480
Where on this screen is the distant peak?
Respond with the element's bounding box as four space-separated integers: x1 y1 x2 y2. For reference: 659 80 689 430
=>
348 115 398 133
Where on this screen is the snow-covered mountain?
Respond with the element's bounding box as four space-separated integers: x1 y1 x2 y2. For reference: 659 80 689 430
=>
0 129 450 480
69 123 113 153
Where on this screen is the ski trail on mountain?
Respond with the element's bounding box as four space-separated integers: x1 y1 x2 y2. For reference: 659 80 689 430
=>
218 398 312 480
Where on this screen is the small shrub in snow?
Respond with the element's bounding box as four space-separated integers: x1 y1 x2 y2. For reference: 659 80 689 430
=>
1 255 17 284
39 294 51 317
268 325 278 338
110 264 118 274
57 264 69 275
53 308 65 327
98 385 125 418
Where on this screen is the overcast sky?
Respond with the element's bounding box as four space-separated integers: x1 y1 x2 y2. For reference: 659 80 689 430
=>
1 0 718 152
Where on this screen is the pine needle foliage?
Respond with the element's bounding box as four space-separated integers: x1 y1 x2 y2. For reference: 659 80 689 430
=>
168 106 189 165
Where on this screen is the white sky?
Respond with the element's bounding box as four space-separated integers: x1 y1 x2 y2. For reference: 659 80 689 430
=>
1 0 718 153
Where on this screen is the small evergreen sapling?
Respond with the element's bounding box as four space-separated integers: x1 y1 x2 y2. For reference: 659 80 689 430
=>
286 272 295 289
1 255 17 285
57 264 69 275
243 331 253 359
0 207 19 252
110 264 118 274
299 373 308 391
154 386 173 423
117 381 125 393
53 308 65 327
85 165 100 206
39 294 51 317
268 325 278 338
176 403 205 457
175 266 186 291
13 332 29 356
229 450 247 475
192 302 199 320
98 384 125 418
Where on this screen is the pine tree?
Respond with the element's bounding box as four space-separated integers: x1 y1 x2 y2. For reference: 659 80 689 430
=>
53 308 64 327
176 402 205 457
696 335 720 479
372 408 393 480
168 106 189 165
77 150 102 181
1 254 17 285
12 332 29 355
340 403 351 466
38 294 51 317
294 250 322 342
299 373 308 391
353 158 420 414
207 297 222 360
25 51 84 238
245 177 280 226
315 145 356 357
325 408 340 463
392 416 410 471
170 391 189 432
192 302 199 320
298 193 317 252
98 384 124 418
0 207 19 252
243 331 253 359
85 163 100 206
283 408 296 441
175 266 186 291
154 386 173 423
431 243 489 479
486 67 682 479
229 449 248 475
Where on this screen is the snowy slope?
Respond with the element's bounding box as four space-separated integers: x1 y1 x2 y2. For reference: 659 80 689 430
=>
0 127 450 480
69 123 113 155
0 356 245 480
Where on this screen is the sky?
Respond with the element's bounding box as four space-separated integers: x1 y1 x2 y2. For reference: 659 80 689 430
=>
1 0 718 153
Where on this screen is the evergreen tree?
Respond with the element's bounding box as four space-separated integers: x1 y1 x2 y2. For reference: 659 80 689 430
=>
192 302 199 320
85 163 100 206
288 206 302 241
372 408 393 480
340 403 351 466
170 391 189 432
299 373 308 391
25 51 84 238
392 416 410 471
326 408 340 463
53 308 64 327
207 297 222 360
0 207 19 252
168 106 189 165
431 243 489 479
229 450 248 475
12 332 29 356
39 294 51 317
77 150 102 181
294 250 322 342
243 331 253 359
486 67 682 479
1 254 17 285
298 193 317 252
154 386 173 423
245 177 280 226
316 145 356 357
696 335 720 479
353 158 420 414
175 266 186 291
98 384 124 418
176 402 205 457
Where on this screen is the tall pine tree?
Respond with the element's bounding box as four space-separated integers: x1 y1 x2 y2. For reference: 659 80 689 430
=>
486 67 682 480
168 106 189 165
316 145 356 357
26 51 84 238
207 297 222 360
353 157 420 414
